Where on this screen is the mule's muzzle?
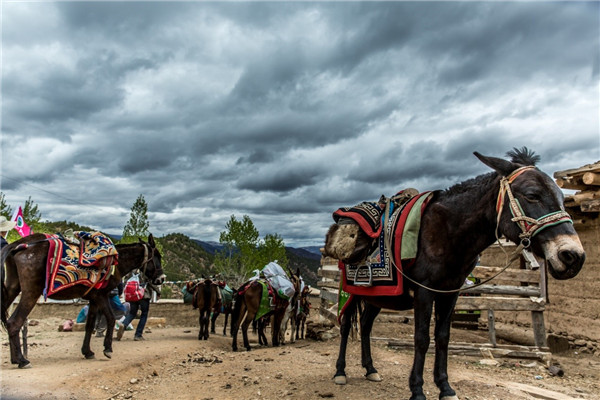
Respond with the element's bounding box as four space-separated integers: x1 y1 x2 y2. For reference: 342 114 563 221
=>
540 233 585 280
549 250 585 280
154 274 166 285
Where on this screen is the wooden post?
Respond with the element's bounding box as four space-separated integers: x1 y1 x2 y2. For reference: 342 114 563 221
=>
531 311 547 348
487 309 497 347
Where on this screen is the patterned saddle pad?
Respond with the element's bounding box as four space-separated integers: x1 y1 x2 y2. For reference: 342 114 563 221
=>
338 191 433 296
44 231 118 299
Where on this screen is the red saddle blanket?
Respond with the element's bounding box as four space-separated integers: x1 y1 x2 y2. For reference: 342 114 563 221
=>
43 232 118 299
338 192 433 297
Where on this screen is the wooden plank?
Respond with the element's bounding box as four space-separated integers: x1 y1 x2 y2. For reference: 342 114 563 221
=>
320 288 339 304
455 296 545 311
581 199 600 212
501 382 581 400
555 177 589 191
460 284 540 297
318 268 340 279
572 190 600 204
488 309 497 347
471 265 540 283
554 161 600 178
531 311 547 348
317 280 339 290
386 339 551 361
319 307 339 325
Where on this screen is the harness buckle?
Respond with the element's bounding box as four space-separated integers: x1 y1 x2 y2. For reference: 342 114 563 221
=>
520 237 531 249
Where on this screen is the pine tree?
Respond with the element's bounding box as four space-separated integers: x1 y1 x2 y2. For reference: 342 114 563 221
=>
122 194 150 242
0 192 13 219
23 196 42 224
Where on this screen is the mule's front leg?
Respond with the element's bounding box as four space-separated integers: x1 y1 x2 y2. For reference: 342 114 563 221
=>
433 295 459 400
334 298 357 385
409 289 434 400
82 305 97 359
360 303 382 381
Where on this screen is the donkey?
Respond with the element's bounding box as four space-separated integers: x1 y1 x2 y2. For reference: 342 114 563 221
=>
194 278 220 340
231 268 301 351
1 234 165 368
322 149 585 400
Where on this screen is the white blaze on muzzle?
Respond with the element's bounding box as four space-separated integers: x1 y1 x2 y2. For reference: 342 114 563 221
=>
541 234 584 273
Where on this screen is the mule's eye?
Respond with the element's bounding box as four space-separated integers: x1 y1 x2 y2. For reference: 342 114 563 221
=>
523 191 541 202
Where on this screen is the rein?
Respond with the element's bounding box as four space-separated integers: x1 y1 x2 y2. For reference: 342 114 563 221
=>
384 166 572 294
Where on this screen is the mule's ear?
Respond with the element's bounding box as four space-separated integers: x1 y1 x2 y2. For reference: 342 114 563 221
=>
148 234 155 247
474 152 518 177
296 268 300 277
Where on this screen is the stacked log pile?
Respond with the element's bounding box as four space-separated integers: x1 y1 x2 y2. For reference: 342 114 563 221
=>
554 160 600 215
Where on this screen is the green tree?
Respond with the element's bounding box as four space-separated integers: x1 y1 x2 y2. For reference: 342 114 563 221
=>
215 215 260 284
0 192 13 219
23 196 42 225
121 194 150 242
258 233 288 269
214 215 288 286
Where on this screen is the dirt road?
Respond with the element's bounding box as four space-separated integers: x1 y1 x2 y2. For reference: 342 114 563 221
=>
1 316 599 400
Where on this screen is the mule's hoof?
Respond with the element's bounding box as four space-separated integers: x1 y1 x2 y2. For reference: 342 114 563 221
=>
104 351 112 359
85 354 95 360
18 361 31 369
366 372 382 382
333 375 347 385
441 396 459 400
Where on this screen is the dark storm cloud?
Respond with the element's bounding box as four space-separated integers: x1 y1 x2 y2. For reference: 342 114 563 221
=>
1 2 598 246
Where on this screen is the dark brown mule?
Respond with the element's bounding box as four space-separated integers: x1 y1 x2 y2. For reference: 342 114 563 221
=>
295 288 310 340
210 285 234 336
231 268 301 351
194 279 219 340
1 234 165 369
323 149 585 400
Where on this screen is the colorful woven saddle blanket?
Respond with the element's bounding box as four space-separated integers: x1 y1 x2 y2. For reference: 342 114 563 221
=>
237 279 288 321
44 231 118 299
337 191 434 297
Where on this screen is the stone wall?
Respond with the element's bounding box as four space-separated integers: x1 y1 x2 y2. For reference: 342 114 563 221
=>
28 299 199 327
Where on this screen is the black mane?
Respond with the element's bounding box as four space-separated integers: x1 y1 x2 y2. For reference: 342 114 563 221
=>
506 146 540 166
441 171 497 200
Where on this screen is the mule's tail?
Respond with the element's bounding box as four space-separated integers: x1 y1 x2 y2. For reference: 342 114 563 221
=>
1 243 16 328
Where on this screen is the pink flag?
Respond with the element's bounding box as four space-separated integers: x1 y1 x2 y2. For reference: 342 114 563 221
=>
12 206 32 237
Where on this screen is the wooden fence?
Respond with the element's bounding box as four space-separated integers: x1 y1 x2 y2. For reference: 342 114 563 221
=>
317 245 552 360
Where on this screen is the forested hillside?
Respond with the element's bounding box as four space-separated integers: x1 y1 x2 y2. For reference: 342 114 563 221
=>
285 247 320 287
157 233 214 282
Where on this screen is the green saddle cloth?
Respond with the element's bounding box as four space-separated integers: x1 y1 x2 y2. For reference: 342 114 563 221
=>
255 281 272 320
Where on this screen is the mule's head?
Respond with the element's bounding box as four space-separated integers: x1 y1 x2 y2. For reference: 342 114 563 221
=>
143 234 166 285
475 148 585 280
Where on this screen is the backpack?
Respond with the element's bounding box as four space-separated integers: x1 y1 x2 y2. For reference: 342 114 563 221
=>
124 275 145 302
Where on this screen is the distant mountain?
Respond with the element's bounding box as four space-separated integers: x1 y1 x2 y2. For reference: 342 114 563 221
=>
298 246 324 257
193 240 224 255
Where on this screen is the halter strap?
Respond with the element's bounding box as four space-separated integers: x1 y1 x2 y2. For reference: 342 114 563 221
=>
496 166 572 247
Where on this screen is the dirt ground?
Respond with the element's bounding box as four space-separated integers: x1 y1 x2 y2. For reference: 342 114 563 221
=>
1 315 599 400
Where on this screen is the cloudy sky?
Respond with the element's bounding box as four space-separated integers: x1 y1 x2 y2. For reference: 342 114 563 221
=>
1 2 598 247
